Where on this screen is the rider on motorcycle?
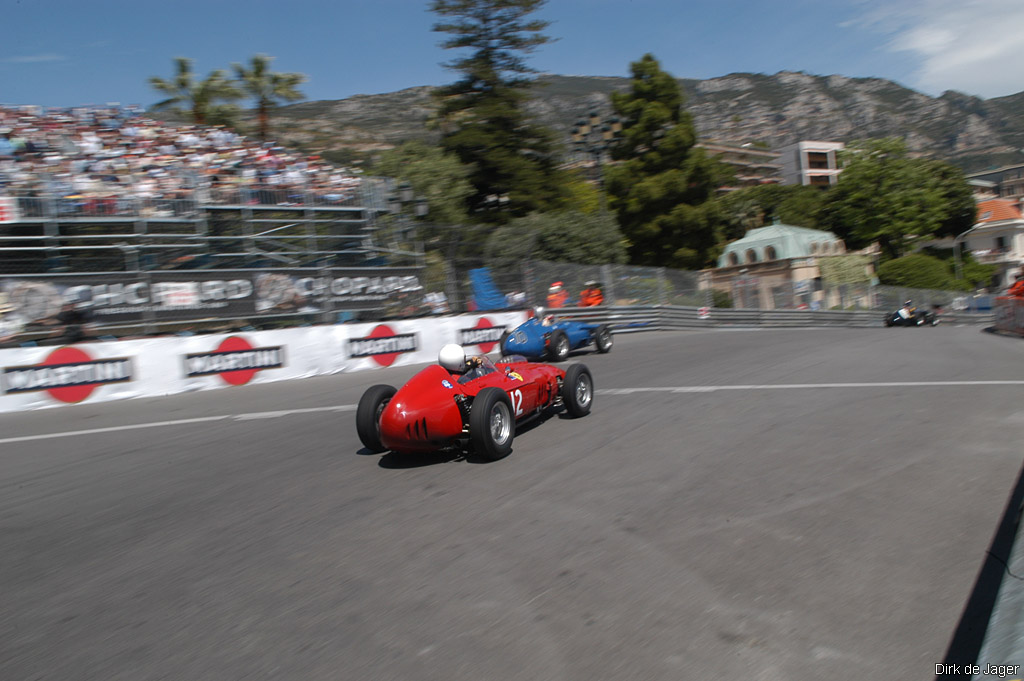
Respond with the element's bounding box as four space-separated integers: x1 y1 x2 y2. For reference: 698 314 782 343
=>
898 300 915 320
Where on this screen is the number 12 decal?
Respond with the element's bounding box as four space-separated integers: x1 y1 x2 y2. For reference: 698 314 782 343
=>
510 389 524 416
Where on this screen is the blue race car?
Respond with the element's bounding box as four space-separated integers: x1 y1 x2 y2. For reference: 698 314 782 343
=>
500 312 613 361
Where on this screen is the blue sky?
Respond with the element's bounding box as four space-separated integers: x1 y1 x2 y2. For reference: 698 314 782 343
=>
3 0 1024 109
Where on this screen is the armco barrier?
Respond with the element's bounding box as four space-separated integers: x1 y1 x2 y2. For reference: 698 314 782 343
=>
0 305 998 412
0 311 526 412
549 305 994 330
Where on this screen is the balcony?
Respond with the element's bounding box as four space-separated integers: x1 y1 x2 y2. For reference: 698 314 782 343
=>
971 248 1019 264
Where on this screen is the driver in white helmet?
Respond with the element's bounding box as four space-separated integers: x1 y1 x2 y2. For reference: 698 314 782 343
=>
439 343 492 381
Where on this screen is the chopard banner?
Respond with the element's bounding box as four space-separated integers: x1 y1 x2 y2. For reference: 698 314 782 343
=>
0 268 423 327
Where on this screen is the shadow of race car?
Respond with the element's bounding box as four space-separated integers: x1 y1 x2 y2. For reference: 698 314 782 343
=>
356 345 593 461
499 313 612 362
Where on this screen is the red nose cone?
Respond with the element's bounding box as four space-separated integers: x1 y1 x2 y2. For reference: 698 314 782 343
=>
380 365 465 452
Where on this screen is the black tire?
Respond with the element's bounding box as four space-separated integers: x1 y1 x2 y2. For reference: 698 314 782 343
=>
356 384 396 453
499 330 510 355
470 387 515 461
562 364 593 417
547 329 570 362
593 324 613 353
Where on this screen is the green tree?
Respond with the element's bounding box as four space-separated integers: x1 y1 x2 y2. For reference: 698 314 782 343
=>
877 254 953 289
149 57 241 126
373 141 477 258
818 138 974 259
373 141 474 227
431 0 570 223
919 158 977 239
719 184 826 240
604 54 725 268
485 209 628 265
232 54 307 141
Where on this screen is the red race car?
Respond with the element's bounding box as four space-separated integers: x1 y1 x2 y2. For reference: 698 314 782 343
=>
356 343 593 460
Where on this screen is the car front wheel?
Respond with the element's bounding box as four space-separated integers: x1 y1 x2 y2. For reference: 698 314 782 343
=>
470 387 515 460
356 384 397 453
548 329 570 362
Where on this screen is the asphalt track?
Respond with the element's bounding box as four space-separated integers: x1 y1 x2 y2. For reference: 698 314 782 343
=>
3 326 1024 681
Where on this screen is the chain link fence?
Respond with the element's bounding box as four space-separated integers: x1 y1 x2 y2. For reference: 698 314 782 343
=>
417 259 996 316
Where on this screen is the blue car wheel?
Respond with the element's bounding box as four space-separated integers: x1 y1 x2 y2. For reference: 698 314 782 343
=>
547 329 571 362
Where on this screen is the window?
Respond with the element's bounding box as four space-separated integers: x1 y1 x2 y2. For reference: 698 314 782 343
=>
745 249 758 263
806 151 830 169
765 246 777 260
728 252 739 266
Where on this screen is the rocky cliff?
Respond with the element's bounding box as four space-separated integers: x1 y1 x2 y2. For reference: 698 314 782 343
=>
262 72 1024 172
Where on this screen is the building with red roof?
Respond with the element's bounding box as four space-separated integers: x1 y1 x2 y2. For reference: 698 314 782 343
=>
961 198 1024 289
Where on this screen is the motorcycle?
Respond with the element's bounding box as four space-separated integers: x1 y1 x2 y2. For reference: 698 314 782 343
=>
884 305 940 327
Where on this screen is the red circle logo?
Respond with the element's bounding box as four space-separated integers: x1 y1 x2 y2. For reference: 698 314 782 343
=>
369 324 401 367
473 317 498 353
216 336 259 385
43 346 101 404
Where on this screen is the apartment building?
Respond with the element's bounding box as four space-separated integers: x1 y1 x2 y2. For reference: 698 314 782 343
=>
695 140 782 190
961 198 1024 288
776 141 844 187
966 164 1024 204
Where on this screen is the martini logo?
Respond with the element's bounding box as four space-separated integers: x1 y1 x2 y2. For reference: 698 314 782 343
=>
348 325 417 367
185 336 284 386
3 346 132 403
459 317 505 353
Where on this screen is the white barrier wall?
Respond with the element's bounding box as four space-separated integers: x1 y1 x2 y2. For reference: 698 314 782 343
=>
0 311 527 413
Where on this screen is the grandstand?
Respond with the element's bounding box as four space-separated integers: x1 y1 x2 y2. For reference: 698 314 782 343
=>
0 104 409 274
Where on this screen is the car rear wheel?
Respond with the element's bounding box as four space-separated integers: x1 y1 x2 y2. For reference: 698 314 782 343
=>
594 324 613 353
470 387 515 461
562 364 593 417
356 384 396 453
547 329 570 362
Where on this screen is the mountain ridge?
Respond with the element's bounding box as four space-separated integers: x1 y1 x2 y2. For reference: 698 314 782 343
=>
257 71 1024 173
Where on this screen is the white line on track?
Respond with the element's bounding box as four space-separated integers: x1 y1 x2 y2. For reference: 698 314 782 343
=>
599 380 1024 394
3 379 1023 445
0 405 355 445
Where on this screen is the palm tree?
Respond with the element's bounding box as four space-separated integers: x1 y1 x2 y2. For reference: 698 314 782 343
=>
149 57 242 126
232 55 307 141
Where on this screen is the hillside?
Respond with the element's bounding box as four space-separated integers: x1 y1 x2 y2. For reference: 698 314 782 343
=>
252 72 1024 173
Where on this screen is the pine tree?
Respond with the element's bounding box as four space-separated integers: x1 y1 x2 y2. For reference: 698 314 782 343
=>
431 0 569 224
605 54 724 268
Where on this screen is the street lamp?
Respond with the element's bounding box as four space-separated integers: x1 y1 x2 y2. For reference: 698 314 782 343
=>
953 225 979 281
570 111 622 186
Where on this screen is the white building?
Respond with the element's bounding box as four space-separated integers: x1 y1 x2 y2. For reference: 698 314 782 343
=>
776 141 844 187
961 198 1024 288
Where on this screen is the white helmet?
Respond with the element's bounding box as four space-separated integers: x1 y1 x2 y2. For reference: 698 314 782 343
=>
439 343 466 372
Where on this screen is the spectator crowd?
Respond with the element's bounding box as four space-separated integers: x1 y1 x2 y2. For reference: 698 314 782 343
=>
0 104 364 217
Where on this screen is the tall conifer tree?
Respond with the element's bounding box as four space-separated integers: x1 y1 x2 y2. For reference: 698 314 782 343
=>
605 54 725 268
431 0 568 223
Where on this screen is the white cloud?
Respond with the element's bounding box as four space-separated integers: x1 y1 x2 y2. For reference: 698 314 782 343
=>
3 53 65 64
849 0 1024 98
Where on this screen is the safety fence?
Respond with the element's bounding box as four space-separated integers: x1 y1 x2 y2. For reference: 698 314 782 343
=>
439 259 996 317
0 311 527 413
0 301 1002 413
537 304 995 333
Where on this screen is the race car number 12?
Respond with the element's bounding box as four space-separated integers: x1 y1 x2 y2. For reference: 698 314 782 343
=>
510 389 524 416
